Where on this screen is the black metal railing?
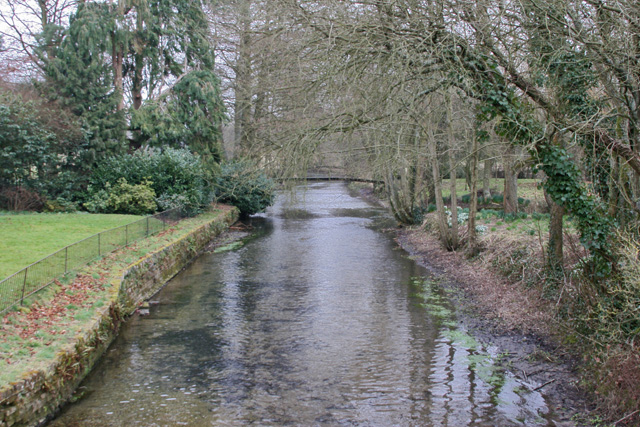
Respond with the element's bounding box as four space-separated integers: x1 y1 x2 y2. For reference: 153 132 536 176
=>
0 208 184 315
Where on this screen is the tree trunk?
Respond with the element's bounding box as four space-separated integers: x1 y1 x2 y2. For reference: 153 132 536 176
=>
112 36 124 112
483 158 492 199
132 7 144 111
467 130 480 255
234 0 252 155
608 155 620 218
427 130 449 244
447 94 459 250
503 146 518 214
545 190 564 273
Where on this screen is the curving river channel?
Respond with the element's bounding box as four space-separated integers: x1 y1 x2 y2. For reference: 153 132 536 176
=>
50 182 560 426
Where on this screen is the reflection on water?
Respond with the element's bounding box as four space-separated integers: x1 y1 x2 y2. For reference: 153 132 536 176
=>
50 182 557 426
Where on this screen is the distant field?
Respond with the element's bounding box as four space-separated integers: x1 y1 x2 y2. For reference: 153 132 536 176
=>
0 213 141 280
441 178 544 202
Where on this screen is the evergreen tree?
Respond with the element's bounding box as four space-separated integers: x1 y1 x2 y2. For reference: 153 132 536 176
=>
39 0 225 170
131 70 226 167
45 2 127 166
126 0 226 164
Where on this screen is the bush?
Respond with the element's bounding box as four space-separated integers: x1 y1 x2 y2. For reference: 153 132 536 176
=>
215 159 275 215
85 178 157 215
0 89 91 209
571 232 640 417
88 147 211 214
411 206 429 225
518 197 531 207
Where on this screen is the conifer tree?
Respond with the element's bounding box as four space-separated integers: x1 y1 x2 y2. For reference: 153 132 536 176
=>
45 2 127 166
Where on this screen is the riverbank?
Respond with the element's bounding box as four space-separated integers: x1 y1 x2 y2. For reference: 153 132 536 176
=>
393 205 640 426
0 205 238 427
396 228 592 425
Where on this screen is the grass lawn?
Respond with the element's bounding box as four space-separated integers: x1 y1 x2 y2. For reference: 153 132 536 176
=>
0 207 233 386
0 213 141 280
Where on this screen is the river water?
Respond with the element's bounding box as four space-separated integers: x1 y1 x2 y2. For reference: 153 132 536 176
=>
50 182 558 426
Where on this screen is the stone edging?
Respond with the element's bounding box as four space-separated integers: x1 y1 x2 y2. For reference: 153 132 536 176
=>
0 208 238 427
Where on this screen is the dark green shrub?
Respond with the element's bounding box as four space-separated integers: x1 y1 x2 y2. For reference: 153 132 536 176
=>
411 206 428 224
491 194 504 204
518 197 531 207
89 147 211 214
215 159 275 215
85 178 157 215
427 204 437 213
504 213 518 222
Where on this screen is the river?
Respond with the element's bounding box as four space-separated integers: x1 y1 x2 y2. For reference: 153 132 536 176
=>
50 182 558 426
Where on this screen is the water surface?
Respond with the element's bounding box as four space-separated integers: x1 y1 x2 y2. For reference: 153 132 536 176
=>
51 182 556 426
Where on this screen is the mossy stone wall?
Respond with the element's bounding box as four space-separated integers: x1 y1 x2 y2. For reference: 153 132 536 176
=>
0 208 238 427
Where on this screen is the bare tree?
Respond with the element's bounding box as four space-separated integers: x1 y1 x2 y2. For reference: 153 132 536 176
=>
0 0 77 78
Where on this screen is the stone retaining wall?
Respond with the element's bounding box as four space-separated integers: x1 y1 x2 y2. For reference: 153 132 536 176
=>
0 208 238 427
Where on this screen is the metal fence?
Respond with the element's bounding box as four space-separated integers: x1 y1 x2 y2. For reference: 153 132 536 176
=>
0 208 184 315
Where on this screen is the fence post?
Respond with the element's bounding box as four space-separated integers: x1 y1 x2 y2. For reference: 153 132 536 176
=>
65 247 68 273
98 233 101 256
146 216 150 236
126 224 129 246
20 268 28 306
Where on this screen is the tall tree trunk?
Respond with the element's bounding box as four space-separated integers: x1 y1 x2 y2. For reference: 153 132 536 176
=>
112 37 124 111
427 130 449 244
503 145 518 214
483 158 492 199
545 190 565 273
234 0 252 156
467 130 480 255
447 94 459 250
132 5 144 112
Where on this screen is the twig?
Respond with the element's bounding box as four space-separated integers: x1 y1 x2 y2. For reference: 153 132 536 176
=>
533 378 556 391
614 410 639 426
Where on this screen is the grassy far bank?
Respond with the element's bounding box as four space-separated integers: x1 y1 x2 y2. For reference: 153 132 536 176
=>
0 206 234 387
440 178 544 202
0 213 142 280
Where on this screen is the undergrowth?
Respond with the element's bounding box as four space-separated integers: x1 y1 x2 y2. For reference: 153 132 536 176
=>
565 231 640 423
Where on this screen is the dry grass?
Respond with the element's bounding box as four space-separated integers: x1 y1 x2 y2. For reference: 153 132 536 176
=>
404 219 555 336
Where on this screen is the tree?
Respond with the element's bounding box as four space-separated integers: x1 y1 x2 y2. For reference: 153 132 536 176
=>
132 70 226 167
44 1 127 165
0 0 77 78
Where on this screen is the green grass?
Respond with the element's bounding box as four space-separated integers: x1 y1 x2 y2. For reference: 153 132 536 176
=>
0 213 141 280
441 178 544 202
0 207 233 385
